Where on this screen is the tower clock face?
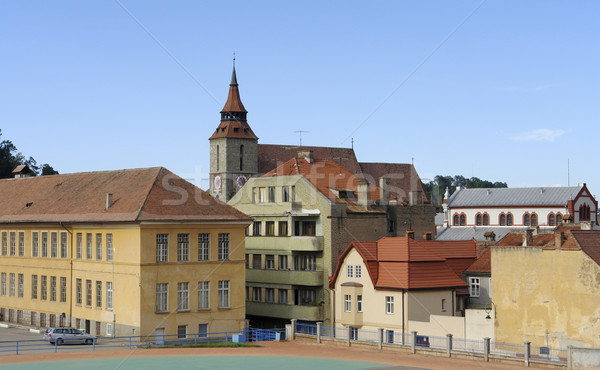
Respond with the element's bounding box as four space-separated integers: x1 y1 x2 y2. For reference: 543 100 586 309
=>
213 174 222 193
234 175 248 191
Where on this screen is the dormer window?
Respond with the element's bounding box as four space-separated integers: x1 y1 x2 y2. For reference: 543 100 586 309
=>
233 127 239 132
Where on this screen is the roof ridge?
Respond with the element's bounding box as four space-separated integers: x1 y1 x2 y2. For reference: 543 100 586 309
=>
134 167 165 221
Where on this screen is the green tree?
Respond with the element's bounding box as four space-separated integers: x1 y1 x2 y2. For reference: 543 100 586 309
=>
0 130 58 178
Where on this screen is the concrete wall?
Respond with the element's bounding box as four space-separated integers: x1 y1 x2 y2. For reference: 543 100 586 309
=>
492 246 600 348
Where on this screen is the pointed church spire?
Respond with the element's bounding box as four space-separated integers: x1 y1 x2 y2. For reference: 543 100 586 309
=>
230 57 238 85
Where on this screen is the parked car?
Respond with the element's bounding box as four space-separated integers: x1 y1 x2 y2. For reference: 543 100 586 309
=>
43 327 96 345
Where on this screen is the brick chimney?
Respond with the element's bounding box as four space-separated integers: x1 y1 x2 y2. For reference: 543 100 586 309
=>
379 177 390 206
523 229 533 246
357 182 371 209
297 150 314 164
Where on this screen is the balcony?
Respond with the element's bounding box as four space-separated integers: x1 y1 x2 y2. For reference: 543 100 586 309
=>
246 301 323 321
246 268 323 286
246 236 323 252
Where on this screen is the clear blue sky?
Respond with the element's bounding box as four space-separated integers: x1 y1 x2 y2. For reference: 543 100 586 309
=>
1 1 599 194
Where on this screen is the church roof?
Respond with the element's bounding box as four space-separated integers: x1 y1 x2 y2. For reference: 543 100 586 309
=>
257 144 360 175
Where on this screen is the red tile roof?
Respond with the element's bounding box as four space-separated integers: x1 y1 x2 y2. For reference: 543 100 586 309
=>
209 120 258 140
570 230 600 266
330 236 474 290
257 144 361 175
464 247 491 274
0 167 251 223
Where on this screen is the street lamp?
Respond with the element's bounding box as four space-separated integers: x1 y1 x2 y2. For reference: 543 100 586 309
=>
484 301 496 320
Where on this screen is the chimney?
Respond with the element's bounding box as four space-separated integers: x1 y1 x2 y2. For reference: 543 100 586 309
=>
106 193 113 210
422 232 432 240
524 229 533 246
555 231 567 248
379 177 390 206
406 230 415 239
409 190 422 206
297 150 314 164
357 182 371 209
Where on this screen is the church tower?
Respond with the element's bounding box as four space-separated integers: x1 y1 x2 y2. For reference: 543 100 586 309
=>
209 61 258 201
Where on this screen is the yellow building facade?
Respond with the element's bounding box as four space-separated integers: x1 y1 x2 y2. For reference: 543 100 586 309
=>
0 167 251 338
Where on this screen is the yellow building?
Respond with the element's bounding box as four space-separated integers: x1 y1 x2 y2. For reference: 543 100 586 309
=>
0 167 251 338
329 235 475 343
492 227 600 348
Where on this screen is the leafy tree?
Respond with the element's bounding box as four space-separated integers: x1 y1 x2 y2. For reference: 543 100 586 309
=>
425 174 508 206
41 164 59 176
0 130 58 178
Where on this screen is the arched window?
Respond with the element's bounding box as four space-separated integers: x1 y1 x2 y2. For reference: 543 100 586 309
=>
216 145 220 172
531 213 538 226
240 145 244 171
556 213 562 224
580 204 591 221
460 214 466 226
476 214 482 226
453 214 459 226
524 213 530 226
507 213 513 226
499 214 506 226
548 213 555 226
483 213 489 226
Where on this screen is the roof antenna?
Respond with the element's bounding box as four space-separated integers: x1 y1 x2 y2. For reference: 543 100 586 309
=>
294 130 309 146
568 158 570 186
351 138 354 150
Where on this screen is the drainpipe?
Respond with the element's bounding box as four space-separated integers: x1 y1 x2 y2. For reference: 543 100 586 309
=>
402 290 405 344
60 222 73 326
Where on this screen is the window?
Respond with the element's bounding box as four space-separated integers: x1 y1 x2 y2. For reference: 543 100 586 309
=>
41 276 47 300
350 327 358 340
106 233 113 261
507 213 513 226
9 273 15 297
357 295 363 312
86 233 92 259
300 289 315 305
252 254 261 269
265 221 275 236
239 144 244 171
469 277 480 297
580 204 591 221
499 214 506 226
265 254 275 269
453 214 459 226
347 265 353 278
387 219 396 233
198 324 208 338
523 213 530 226
198 281 209 309
268 187 275 202
476 214 482 226
51 232 58 258
86 280 92 306
1 231 7 255
177 325 187 339
18 232 24 256
282 186 290 202
293 255 316 271
386 296 394 314
198 233 210 261
483 213 489 226
156 283 168 312
106 282 113 310
218 280 230 308
96 233 102 260
265 288 275 303
218 233 229 260
42 232 48 257
60 232 67 258
459 214 466 226
60 277 66 302
0 273 5 296
278 221 288 236
177 282 189 311
252 287 262 302
531 213 538 226
156 234 169 262
344 294 352 312
441 298 446 312
386 330 394 344
355 265 362 278
252 222 262 236
556 213 563 224
9 231 16 256
96 281 102 307
259 187 267 203
106 323 112 336
76 279 82 305
32 231 39 257
548 213 555 226
177 234 189 262
302 221 316 236
216 145 220 172
31 275 38 299
50 276 56 301
278 289 288 304
278 255 288 270
76 233 82 259
18 274 23 298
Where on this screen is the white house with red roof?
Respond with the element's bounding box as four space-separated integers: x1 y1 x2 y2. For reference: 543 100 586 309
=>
328 235 476 343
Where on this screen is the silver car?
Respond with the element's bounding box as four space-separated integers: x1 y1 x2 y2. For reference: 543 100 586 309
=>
44 327 96 345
